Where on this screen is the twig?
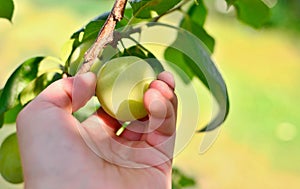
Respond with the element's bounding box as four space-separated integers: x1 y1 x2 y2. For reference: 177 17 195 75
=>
76 0 128 75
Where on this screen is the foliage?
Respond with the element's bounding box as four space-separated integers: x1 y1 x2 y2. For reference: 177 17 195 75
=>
0 0 275 186
172 167 197 188
0 0 14 22
225 0 270 28
267 0 300 32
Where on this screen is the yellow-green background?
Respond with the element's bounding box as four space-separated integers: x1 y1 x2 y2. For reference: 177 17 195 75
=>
1 0 300 188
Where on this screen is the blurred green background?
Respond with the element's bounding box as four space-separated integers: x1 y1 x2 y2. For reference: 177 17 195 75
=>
1 0 300 188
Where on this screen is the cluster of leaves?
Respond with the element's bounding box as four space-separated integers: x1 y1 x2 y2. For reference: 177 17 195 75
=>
0 0 273 186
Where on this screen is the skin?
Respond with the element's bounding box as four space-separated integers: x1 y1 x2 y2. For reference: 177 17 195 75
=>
16 71 177 189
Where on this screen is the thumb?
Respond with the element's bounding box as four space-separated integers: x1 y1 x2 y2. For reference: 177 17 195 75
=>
34 72 96 113
72 72 97 112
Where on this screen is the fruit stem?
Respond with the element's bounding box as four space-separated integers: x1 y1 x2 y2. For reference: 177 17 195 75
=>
116 121 130 136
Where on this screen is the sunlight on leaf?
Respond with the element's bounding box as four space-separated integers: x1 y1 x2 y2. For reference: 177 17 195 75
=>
20 72 62 106
0 57 44 122
0 56 63 128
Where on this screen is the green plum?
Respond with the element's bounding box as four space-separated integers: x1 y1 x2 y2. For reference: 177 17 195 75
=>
96 56 156 122
0 133 23 183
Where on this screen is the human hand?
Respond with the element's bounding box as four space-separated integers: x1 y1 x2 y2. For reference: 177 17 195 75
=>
16 71 177 189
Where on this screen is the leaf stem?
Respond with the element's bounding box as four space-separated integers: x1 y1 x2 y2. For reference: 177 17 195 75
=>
127 36 152 55
76 0 128 75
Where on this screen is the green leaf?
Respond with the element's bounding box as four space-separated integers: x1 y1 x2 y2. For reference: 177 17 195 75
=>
225 0 235 6
172 167 196 188
71 12 109 39
60 39 75 64
180 2 215 52
186 1 207 26
0 133 23 184
0 89 3 126
67 10 133 74
0 114 3 129
164 48 194 84
70 9 130 45
163 23 229 131
0 56 63 128
20 72 62 106
70 17 107 49
0 0 14 22
66 19 105 72
130 0 181 19
122 45 165 75
3 103 22 124
117 8 133 27
180 19 215 53
0 57 44 120
82 20 106 43
69 40 95 76
227 0 271 28
178 176 196 187
70 20 106 50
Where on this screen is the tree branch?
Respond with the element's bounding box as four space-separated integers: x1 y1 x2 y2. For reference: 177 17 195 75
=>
76 0 128 75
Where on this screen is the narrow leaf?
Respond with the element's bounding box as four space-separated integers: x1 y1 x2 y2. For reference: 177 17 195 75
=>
172 167 196 188
164 47 195 84
122 45 164 74
68 15 108 68
0 113 3 128
180 18 215 52
230 0 271 28
20 72 62 106
225 0 236 6
0 57 44 117
68 9 132 69
70 15 107 49
60 39 75 63
70 10 129 45
186 0 207 26
162 23 229 131
0 56 63 128
0 89 3 127
82 20 106 43
3 103 22 124
180 2 215 52
130 0 181 19
0 0 14 22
